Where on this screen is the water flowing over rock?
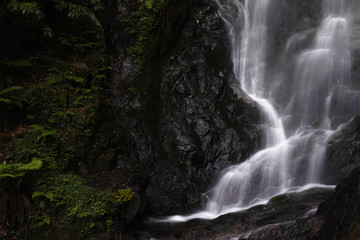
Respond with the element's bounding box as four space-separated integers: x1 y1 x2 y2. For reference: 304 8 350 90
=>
133 188 332 239
191 0 360 218
131 166 360 239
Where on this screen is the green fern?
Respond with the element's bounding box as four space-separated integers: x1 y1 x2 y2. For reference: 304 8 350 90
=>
0 59 32 67
0 86 24 108
7 0 44 21
0 158 43 178
52 0 103 19
139 0 165 11
30 124 57 142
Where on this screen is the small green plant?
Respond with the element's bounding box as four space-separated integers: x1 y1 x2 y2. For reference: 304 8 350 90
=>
139 0 165 11
112 189 135 204
0 158 43 178
58 33 100 53
30 124 57 143
0 59 32 67
7 0 44 21
46 66 85 85
31 174 135 237
0 86 24 108
126 0 166 77
127 87 137 94
53 0 103 18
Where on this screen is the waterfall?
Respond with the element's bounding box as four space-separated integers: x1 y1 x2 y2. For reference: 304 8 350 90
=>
160 0 359 222
204 0 355 215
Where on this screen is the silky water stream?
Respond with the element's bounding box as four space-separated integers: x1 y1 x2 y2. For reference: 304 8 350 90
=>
157 0 360 222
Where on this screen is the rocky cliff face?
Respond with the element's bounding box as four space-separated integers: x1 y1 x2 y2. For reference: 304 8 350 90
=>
317 166 360 240
322 116 360 184
106 0 262 217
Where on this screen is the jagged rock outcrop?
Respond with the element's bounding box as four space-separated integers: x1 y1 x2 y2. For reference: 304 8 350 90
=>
322 116 360 184
317 166 360 240
106 0 262 217
143 0 262 216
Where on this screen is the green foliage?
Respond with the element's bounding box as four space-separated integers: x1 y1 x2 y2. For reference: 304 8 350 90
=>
54 1 88 19
31 174 134 237
139 0 165 12
30 124 57 142
25 84 65 124
0 158 43 178
127 87 137 94
53 0 103 18
0 86 25 108
72 88 92 106
127 16 154 58
58 32 100 53
7 0 44 21
42 25 53 38
46 66 85 85
12 132 62 172
0 59 32 67
112 189 134 204
0 0 126 238
6 0 103 23
125 0 166 77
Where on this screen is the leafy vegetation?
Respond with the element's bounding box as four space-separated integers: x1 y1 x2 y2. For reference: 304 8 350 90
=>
29 174 134 238
0 158 43 179
0 86 24 108
0 0 136 239
126 0 168 77
0 0 178 238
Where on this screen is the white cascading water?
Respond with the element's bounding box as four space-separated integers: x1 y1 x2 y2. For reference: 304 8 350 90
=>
160 0 359 222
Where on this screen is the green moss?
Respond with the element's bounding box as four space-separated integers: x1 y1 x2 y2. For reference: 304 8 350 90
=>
25 84 66 125
0 158 43 178
269 194 288 203
30 174 134 239
125 1 167 78
12 131 62 172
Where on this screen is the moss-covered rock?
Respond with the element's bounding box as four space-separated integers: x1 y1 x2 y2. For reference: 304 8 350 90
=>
269 194 288 203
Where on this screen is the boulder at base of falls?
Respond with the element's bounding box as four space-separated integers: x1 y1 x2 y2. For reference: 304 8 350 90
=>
246 166 360 240
127 167 360 240
129 188 332 239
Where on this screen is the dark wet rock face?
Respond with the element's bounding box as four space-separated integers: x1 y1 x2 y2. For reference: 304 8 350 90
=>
132 188 331 239
246 216 324 240
104 0 139 110
144 0 262 216
322 116 360 184
317 167 360 240
106 0 262 217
